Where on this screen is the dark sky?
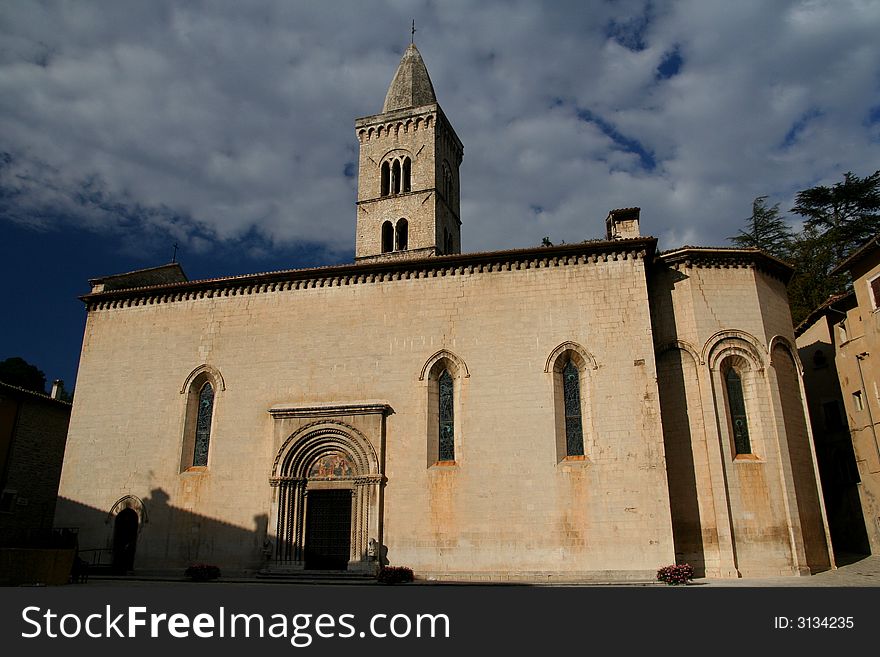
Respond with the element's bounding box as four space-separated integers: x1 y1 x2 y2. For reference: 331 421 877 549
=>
1 0 879 391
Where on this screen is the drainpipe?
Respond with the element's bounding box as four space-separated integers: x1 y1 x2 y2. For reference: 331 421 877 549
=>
854 352 880 461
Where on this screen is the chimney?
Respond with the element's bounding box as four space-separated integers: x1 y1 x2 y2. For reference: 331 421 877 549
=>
51 379 64 400
605 207 641 240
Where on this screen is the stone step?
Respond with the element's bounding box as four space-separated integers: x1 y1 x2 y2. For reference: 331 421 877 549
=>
255 568 376 584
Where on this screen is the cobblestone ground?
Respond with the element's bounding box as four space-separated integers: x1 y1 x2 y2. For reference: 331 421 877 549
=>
696 554 880 587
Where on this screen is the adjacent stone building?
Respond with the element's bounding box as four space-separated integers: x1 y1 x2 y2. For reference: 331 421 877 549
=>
796 237 880 556
0 380 71 537
55 44 833 580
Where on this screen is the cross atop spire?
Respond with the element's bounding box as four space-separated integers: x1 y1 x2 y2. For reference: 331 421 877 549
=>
411 19 416 44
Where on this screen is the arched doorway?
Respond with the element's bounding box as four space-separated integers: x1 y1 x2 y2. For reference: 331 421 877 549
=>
112 508 138 573
270 420 383 573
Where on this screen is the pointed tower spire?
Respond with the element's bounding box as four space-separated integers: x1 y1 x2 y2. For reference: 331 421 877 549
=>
382 43 437 112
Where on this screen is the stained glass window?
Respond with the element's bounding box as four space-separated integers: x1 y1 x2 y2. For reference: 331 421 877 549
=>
438 369 454 461
193 382 213 467
725 368 751 455
563 360 584 456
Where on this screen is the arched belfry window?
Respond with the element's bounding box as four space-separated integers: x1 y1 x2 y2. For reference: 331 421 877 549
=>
381 220 394 253
381 161 390 196
392 160 401 195
438 370 454 461
381 155 412 197
562 360 584 457
402 157 411 193
395 218 408 251
180 366 223 472
193 382 214 467
724 367 751 455
442 161 453 202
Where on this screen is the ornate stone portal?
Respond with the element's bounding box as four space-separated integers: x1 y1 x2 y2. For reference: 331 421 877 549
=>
267 402 388 572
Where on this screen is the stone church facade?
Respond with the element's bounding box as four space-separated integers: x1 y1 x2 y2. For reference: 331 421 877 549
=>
56 44 832 580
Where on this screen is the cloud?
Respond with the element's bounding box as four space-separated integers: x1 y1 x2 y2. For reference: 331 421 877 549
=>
1 0 879 259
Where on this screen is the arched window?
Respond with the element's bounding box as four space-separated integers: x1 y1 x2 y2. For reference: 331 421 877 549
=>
381 161 390 196
445 230 454 255
438 370 454 461
547 343 595 462
402 157 411 193
724 367 751 455
381 220 394 253
562 360 584 457
392 160 401 195
193 382 214 467
422 351 468 466
442 161 453 202
395 218 408 251
180 367 222 472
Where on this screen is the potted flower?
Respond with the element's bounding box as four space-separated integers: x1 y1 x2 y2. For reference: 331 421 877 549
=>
377 566 414 584
185 563 221 582
656 563 694 586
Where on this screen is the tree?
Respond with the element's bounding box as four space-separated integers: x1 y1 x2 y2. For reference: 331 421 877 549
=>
0 357 47 394
729 196 793 258
792 170 880 261
785 226 847 326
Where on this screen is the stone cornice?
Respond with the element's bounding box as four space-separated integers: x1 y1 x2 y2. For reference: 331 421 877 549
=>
81 237 656 311
655 247 793 283
268 402 392 419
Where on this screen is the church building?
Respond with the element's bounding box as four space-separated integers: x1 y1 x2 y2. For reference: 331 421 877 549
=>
56 43 833 581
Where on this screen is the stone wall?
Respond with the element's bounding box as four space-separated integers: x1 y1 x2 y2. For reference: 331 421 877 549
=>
649 257 832 577
57 244 675 578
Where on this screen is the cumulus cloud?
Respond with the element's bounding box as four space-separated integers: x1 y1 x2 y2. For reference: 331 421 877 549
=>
1 0 878 259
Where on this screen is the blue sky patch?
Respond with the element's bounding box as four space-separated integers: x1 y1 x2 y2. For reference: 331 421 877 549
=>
577 108 656 171
781 108 823 149
656 46 682 80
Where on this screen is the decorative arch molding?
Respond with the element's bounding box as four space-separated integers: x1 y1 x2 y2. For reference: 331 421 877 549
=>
543 341 598 373
702 330 767 371
271 420 379 480
106 495 147 529
419 349 470 381
656 339 701 365
179 364 226 393
380 147 415 162
768 335 804 374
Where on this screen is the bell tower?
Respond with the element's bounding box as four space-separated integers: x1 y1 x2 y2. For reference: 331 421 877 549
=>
354 43 463 261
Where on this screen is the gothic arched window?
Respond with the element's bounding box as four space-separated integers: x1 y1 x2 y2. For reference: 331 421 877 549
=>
548 344 594 462
562 360 584 457
193 382 214 467
395 218 408 251
180 367 222 472
423 352 467 466
724 367 751 455
438 370 454 461
381 220 394 253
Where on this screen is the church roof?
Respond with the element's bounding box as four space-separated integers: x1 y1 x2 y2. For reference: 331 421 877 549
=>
382 43 437 112
657 246 794 283
79 238 656 308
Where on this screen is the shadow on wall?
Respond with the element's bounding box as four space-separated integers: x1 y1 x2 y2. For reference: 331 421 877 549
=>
55 488 269 574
